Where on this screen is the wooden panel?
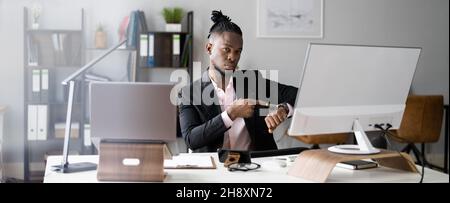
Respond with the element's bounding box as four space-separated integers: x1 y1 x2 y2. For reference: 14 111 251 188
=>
97 142 165 182
288 149 418 182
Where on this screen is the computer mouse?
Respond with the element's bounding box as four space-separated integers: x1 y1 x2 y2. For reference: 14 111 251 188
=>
261 159 287 169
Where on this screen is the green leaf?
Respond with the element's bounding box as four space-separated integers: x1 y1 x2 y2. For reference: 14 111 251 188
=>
162 7 184 23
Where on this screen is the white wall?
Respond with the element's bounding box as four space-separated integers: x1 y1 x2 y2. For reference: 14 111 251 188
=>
0 0 448 179
0 0 26 179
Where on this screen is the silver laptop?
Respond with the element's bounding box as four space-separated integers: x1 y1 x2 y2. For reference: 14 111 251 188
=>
90 82 177 150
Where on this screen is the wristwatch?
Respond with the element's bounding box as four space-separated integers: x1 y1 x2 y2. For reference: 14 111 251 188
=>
276 103 289 115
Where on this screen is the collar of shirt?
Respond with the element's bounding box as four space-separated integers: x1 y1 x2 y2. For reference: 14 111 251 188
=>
209 74 235 107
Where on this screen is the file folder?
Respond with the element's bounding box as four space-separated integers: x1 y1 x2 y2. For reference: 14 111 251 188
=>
27 105 38 140
31 69 41 102
40 69 49 103
164 155 216 169
84 124 91 146
37 105 48 140
147 34 154 67
140 34 148 67
172 34 180 67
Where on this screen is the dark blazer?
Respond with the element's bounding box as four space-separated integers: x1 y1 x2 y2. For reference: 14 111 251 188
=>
178 70 298 152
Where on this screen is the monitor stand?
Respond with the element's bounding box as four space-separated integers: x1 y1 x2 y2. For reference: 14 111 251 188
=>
288 149 418 182
328 120 380 154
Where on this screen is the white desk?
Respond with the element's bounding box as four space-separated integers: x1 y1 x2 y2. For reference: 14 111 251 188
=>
44 153 449 183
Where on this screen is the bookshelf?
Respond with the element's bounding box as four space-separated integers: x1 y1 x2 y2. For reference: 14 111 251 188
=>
136 11 194 82
23 7 91 182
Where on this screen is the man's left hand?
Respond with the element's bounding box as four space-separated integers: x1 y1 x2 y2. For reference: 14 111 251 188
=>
265 106 288 133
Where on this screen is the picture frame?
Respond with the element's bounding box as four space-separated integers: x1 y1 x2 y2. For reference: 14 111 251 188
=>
257 0 323 38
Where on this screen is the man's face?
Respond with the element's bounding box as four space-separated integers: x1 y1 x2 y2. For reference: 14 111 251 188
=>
206 32 243 73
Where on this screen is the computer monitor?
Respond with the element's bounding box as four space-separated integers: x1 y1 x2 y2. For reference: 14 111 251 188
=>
288 43 421 154
89 82 178 152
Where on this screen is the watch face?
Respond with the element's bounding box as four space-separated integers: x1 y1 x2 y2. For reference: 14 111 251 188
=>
277 103 289 114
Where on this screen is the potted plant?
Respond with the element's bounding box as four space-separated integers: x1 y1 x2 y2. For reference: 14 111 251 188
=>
94 23 107 49
162 7 184 32
30 3 42 29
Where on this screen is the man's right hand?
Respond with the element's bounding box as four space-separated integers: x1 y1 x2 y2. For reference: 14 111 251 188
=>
226 99 262 120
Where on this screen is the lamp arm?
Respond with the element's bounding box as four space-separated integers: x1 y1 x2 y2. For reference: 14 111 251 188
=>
62 40 127 85
53 40 127 173
60 81 75 170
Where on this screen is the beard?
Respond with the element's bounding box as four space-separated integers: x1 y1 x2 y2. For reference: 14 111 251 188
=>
212 64 226 77
212 64 236 77
210 64 236 86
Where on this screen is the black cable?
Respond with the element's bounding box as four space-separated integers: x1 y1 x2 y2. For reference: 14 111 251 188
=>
250 147 308 158
374 124 425 183
420 146 425 183
385 130 425 183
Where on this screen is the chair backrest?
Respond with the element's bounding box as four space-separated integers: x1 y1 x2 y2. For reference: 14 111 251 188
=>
394 95 444 143
293 133 349 145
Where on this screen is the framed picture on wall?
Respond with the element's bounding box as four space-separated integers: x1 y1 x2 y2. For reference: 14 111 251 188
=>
257 0 323 38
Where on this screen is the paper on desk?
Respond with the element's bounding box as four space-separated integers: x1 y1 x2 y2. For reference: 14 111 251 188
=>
164 155 216 169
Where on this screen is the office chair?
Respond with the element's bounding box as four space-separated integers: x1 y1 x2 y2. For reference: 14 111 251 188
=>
292 133 349 149
389 95 444 170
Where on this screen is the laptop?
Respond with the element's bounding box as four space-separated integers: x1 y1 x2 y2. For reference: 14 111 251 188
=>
90 82 177 147
89 82 177 181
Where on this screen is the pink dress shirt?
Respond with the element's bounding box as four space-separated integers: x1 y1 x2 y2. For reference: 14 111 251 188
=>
210 75 294 150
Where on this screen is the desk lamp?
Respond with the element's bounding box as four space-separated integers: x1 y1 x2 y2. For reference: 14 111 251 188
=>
52 40 127 173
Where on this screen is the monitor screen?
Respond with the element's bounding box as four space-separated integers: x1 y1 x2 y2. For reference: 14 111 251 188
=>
288 43 421 154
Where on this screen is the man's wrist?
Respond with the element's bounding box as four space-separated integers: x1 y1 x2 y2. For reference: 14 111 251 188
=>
226 108 236 120
221 111 234 128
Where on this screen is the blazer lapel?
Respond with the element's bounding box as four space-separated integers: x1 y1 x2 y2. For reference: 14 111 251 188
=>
201 71 222 119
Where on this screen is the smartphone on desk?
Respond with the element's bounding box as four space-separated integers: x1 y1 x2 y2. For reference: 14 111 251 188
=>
218 149 251 163
336 160 378 170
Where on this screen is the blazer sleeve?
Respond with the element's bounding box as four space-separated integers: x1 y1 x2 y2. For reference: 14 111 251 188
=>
276 81 298 107
257 71 298 107
178 89 229 150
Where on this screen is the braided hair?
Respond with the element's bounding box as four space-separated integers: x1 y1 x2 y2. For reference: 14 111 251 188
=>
208 10 242 39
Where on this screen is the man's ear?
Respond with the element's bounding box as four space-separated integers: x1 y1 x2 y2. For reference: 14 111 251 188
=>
206 43 213 55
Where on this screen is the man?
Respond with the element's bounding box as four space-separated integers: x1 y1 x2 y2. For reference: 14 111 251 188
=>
178 10 298 152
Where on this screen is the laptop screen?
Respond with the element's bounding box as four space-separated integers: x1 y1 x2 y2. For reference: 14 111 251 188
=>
89 82 177 150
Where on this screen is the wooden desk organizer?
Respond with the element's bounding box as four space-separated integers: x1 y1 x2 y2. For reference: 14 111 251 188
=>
97 141 171 182
288 149 418 182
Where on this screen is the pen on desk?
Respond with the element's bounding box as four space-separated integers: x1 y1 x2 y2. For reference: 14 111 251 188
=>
177 164 199 168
